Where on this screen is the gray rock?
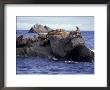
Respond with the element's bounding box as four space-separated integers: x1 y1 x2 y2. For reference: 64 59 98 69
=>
28 24 53 33
44 25 53 31
17 27 94 62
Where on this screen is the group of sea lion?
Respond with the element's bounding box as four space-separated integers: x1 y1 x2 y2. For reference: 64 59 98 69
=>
16 26 84 49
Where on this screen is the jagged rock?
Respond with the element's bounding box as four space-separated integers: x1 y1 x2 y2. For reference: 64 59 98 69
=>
17 26 94 62
28 24 53 33
16 35 37 48
44 25 52 32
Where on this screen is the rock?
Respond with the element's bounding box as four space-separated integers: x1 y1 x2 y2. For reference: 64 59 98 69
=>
28 28 36 33
47 28 85 58
49 35 67 57
44 25 52 32
17 26 94 62
90 50 94 61
28 24 53 33
16 35 37 48
71 37 85 48
31 42 53 58
16 47 26 56
16 35 27 48
38 33 48 39
47 29 70 57
66 45 94 62
39 38 50 46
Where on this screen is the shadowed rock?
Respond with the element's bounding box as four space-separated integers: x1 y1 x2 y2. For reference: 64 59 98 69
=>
65 45 93 62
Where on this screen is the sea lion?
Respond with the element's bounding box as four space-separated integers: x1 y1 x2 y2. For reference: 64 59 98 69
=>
75 26 81 37
69 26 81 38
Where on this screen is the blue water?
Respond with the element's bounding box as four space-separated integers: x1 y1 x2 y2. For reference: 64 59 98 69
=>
16 30 94 74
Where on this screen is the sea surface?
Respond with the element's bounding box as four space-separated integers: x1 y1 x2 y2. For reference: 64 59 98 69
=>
16 30 94 74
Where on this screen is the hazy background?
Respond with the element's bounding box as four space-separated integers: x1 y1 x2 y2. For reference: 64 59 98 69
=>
17 16 94 31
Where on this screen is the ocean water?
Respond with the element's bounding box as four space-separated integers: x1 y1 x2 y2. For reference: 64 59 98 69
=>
16 30 94 74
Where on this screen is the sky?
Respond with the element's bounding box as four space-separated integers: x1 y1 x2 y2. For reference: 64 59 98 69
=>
17 16 94 31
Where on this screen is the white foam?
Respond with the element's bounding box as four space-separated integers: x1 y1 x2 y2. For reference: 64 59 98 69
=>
91 49 94 52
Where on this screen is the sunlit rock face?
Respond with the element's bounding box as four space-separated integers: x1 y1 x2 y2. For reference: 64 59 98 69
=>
28 24 53 33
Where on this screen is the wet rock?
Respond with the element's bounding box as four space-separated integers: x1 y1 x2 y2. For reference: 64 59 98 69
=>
66 45 94 62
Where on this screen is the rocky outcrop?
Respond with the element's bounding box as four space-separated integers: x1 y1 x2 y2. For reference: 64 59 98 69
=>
45 28 84 57
44 25 52 32
65 45 94 62
16 35 37 48
28 24 53 33
17 26 94 62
